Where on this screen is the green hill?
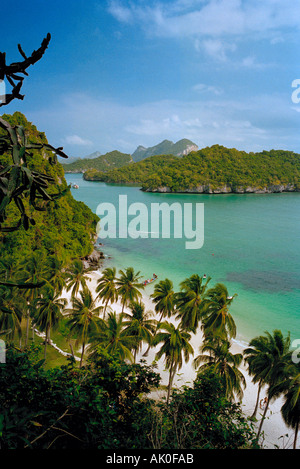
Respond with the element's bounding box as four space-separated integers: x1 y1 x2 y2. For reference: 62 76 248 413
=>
83 144 300 194
62 150 132 173
132 138 198 162
0 112 99 264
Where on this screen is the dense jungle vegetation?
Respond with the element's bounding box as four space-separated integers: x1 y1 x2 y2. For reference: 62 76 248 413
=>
84 146 300 193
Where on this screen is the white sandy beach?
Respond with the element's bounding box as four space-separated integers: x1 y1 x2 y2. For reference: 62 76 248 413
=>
62 268 298 450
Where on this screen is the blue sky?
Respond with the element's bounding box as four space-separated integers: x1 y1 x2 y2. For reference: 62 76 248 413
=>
1 0 300 157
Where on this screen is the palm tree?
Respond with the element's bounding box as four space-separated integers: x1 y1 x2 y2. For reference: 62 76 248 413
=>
45 255 67 295
16 251 49 347
0 257 19 282
65 286 104 367
65 259 93 299
153 321 194 403
116 267 144 313
34 286 67 359
0 286 24 346
122 301 156 361
202 283 237 340
90 311 135 363
194 338 246 401
96 267 118 319
271 363 300 449
243 330 292 440
175 274 211 333
143 278 175 357
243 334 270 419
151 278 175 324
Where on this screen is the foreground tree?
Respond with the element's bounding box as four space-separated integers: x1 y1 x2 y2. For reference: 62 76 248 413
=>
123 301 156 361
243 334 270 419
202 283 237 340
45 255 67 296
17 251 49 347
65 259 94 299
90 311 135 363
175 274 211 333
0 286 24 346
66 286 103 367
244 330 292 440
116 267 143 313
154 321 194 404
95 267 118 319
270 362 300 449
151 369 258 449
34 286 67 359
194 338 246 401
143 278 175 357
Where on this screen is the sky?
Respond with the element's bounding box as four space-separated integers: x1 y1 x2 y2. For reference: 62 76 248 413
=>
1 0 300 158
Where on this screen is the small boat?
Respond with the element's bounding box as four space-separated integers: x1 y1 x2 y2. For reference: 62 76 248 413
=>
72 184 79 189
143 274 158 286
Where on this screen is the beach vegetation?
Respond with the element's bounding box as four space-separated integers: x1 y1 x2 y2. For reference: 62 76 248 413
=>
116 266 144 313
122 301 156 362
95 266 118 319
65 286 103 367
194 338 246 401
243 330 293 440
175 274 211 333
153 321 194 404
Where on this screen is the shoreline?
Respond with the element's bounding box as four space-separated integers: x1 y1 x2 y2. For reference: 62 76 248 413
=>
61 264 297 449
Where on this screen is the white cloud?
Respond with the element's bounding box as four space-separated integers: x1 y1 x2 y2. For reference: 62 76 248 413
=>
192 83 223 95
107 0 133 23
107 0 300 38
202 39 236 62
64 135 93 146
107 0 300 64
28 91 300 157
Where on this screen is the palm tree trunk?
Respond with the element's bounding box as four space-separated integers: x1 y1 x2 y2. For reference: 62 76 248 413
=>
103 297 109 319
44 326 49 360
143 311 164 357
25 311 30 348
80 342 85 368
257 396 269 440
293 420 299 449
69 341 75 359
251 380 263 419
167 359 176 404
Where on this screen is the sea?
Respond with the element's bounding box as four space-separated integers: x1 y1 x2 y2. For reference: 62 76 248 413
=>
66 173 300 347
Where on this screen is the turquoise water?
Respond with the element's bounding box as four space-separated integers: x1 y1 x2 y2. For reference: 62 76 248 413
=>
66 173 300 345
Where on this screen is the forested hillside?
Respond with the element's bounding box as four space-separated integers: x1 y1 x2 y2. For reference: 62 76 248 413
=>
0 112 99 265
84 145 300 194
62 150 132 173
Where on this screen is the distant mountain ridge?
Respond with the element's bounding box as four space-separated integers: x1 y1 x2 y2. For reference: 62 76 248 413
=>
62 150 132 173
61 138 198 173
83 145 300 194
132 138 198 162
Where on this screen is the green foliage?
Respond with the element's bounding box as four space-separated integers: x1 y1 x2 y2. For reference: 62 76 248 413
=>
155 370 258 449
84 144 300 192
63 150 132 174
0 346 258 449
0 112 99 265
0 346 160 449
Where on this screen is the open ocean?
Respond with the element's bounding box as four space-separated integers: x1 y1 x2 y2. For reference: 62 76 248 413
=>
66 173 300 346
